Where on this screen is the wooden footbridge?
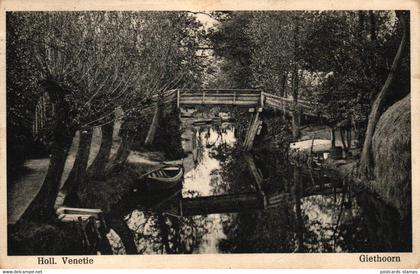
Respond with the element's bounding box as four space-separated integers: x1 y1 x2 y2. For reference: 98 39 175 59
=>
149 89 322 150
161 89 316 115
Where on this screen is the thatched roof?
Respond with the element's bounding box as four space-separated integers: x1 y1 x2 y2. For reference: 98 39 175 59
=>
371 94 411 218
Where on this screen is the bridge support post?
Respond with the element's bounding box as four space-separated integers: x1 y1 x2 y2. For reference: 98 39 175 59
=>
260 92 265 108
176 89 180 109
145 103 161 146
292 106 301 140
243 111 262 151
243 153 267 207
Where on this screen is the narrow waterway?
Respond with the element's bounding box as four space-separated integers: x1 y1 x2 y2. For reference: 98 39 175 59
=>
118 120 411 254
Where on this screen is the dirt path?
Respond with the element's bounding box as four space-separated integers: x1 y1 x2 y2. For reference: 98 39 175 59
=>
8 127 107 224
7 159 49 224
7 123 177 224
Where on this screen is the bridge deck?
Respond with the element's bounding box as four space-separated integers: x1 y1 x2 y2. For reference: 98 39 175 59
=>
178 89 262 107
159 89 322 118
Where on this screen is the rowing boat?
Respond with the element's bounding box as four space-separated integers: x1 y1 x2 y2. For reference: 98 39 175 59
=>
142 165 184 191
56 207 103 222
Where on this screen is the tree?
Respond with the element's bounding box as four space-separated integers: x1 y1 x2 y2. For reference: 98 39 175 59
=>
15 12 152 222
10 11 206 223
207 12 254 88
359 11 409 178
108 11 205 166
246 11 312 139
6 13 44 179
299 11 409 152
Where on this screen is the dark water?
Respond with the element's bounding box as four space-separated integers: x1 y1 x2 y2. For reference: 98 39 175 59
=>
111 123 411 254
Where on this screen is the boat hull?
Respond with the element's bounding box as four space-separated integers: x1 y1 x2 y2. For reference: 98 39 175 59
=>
143 165 184 192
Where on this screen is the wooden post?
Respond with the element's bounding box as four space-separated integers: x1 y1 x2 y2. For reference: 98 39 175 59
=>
34 104 38 136
243 153 267 208
243 112 260 151
292 105 300 140
243 153 263 191
330 126 336 148
260 91 265 108
294 166 304 252
176 89 180 109
145 104 160 146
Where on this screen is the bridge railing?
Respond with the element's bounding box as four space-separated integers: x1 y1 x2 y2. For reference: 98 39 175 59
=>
177 89 262 107
157 89 323 118
149 89 177 105
262 92 323 118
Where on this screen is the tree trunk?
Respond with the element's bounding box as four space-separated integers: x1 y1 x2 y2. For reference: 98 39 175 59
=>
280 73 287 97
293 166 304 252
291 66 300 140
111 130 135 166
340 127 348 152
97 236 113 255
346 128 352 151
19 79 75 223
330 127 336 148
60 128 93 206
19 134 74 223
359 11 408 178
291 18 300 140
107 218 138 254
88 121 114 176
369 11 376 41
144 103 162 146
358 11 365 37
158 214 171 254
292 111 300 140
107 116 137 168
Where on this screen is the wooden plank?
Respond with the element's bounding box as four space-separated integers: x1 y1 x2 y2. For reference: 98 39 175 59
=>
267 99 288 104
181 192 264 216
180 100 259 106
260 92 265 107
265 100 285 109
181 95 260 100
180 95 260 100
204 98 260 103
181 92 238 96
265 98 289 105
243 153 263 191
178 89 261 94
180 92 261 97
56 207 103 215
58 214 92 222
144 104 161 145
176 89 180 108
243 112 260 150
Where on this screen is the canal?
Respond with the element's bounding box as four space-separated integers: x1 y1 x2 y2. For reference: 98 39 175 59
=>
108 117 411 254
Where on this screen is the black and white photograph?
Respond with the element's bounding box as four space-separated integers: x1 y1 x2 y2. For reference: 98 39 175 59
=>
2 0 418 268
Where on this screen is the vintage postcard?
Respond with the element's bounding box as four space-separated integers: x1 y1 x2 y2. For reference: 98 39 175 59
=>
0 0 419 269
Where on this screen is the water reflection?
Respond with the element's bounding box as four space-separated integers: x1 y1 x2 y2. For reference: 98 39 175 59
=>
122 121 411 254
183 124 237 197
182 124 239 253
